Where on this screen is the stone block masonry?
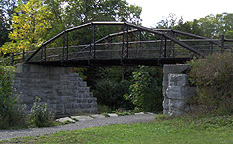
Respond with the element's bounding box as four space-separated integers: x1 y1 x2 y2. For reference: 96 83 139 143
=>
13 64 97 118
163 64 196 116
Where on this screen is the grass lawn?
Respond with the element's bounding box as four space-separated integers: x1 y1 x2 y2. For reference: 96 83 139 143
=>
1 114 233 144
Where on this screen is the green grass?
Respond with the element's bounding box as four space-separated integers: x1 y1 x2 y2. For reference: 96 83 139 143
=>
1 114 233 144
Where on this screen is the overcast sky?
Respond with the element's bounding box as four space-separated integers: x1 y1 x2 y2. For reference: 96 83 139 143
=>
126 0 233 27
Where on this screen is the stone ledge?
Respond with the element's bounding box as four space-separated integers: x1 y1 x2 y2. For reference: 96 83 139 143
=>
71 116 94 121
163 64 190 74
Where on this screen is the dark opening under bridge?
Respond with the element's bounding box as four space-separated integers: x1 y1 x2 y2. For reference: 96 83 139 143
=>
13 21 233 66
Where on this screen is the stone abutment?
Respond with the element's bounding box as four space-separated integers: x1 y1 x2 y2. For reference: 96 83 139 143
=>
163 64 196 116
13 64 97 118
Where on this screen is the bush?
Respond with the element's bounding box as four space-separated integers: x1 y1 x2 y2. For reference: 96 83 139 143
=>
94 79 134 110
0 58 26 129
29 97 55 127
188 53 233 114
124 66 163 112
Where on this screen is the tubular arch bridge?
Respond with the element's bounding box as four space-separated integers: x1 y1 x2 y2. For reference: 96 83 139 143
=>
12 21 233 66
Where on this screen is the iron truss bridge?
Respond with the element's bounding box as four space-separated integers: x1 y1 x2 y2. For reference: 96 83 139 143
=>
12 21 233 66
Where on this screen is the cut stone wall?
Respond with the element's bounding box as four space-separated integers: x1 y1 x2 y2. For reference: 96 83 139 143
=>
163 64 196 116
13 64 97 118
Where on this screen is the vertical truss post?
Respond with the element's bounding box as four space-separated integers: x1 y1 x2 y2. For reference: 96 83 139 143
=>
62 31 66 62
171 31 175 58
164 37 167 58
66 31 69 61
168 31 173 58
160 35 163 58
122 24 128 60
89 24 95 59
136 30 140 58
125 26 129 58
139 30 142 49
221 35 224 53
93 24 96 58
126 25 129 59
89 26 92 60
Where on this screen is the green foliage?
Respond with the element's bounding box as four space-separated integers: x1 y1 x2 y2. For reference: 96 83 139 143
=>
71 118 79 121
64 0 142 25
124 66 163 112
132 107 143 113
0 0 142 56
102 112 110 118
29 97 55 127
198 13 233 39
0 58 25 129
188 53 233 114
82 66 141 110
115 108 134 116
62 120 75 124
156 13 233 39
156 13 180 28
0 0 16 47
1 0 53 54
97 105 112 113
94 78 133 110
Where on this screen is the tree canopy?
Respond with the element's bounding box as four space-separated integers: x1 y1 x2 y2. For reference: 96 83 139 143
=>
1 0 232 56
1 0 53 54
0 0 142 55
155 12 233 39
0 0 17 47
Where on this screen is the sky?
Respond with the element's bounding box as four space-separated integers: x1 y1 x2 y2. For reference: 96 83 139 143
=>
126 0 233 27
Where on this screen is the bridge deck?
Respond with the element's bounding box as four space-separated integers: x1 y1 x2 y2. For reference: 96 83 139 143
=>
26 58 191 67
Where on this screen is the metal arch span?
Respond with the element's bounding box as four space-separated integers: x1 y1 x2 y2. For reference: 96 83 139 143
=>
13 21 232 66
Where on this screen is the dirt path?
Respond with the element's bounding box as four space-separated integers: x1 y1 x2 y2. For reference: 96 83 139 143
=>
0 113 157 141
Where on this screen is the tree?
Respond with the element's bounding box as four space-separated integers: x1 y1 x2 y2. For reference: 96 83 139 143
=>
198 13 233 39
156 13 179 29
156 13 233 39
0 0 142 55
42 0 65 40
1 0 53 55
63 0 142 27
124 66 163 112
175 19 204 38
0 0 17 48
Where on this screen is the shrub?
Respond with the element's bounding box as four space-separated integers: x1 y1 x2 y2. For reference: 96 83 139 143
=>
97 105 113 113
188 53 233 114
29 97 55 127
124 66 163 112
0 58 26 129
94 79 134 110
